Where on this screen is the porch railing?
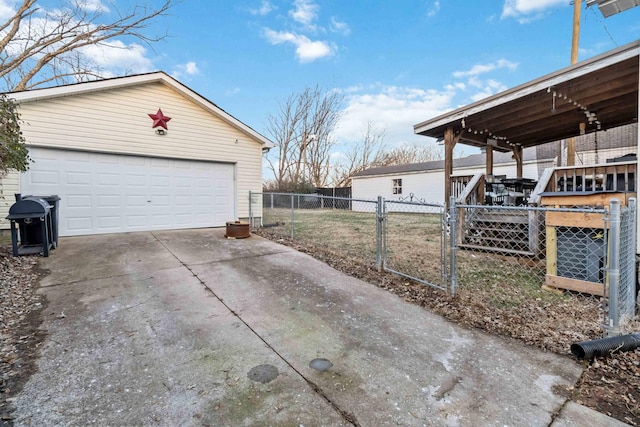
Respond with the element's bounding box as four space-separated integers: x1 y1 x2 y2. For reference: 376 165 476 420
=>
530 161 637 205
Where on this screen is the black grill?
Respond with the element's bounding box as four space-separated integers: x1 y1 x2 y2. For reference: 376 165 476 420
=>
6 194 56 257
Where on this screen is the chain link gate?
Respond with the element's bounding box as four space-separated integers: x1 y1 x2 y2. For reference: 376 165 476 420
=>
381 199 450 291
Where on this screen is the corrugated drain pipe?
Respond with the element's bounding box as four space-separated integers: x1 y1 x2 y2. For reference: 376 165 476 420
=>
571 334 640 360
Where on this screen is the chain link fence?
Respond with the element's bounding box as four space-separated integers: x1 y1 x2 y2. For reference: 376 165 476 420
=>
605 199 638 335
382 200 448 291
250 192 638 335
251 192 380 263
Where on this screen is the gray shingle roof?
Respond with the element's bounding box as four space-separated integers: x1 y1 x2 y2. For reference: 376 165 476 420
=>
354 123 638 178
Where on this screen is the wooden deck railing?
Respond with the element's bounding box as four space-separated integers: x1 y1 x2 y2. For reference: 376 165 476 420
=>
450 175 476 201
453 173 484 205
530 161 636 205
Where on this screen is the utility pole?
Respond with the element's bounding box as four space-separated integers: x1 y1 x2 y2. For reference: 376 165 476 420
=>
567 0 582 166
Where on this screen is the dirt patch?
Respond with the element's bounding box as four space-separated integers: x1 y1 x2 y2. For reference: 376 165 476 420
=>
255 229 640 426
0 245 46 426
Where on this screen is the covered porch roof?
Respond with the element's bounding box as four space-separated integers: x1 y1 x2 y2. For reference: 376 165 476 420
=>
414 40 639 153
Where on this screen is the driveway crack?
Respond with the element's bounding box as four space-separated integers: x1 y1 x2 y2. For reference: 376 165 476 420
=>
152 233 360 426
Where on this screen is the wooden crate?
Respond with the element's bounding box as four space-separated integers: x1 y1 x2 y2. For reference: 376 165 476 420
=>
540 191 634 295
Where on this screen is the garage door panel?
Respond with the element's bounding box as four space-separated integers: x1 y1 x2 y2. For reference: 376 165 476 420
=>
98 173 120 186
67 217 93 232
97 195 121 207
21 148 235 236
30 170 60 185
66 172 92 185
66 194 92 208
126 174 147 186
126 215 147 227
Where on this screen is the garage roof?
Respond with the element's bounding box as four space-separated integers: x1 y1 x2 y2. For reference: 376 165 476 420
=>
413 40 639 153
6 71 275 149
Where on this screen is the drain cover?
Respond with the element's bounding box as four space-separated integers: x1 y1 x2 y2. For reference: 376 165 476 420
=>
247 364 279 384
309 358 333 372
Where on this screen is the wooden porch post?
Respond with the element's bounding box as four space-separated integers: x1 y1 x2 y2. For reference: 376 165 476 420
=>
636 54 640 254
485 146 494 179
444 127 456 207
513 145 523 178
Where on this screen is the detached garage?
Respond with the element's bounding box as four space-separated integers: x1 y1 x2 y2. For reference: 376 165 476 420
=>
0 72 273 236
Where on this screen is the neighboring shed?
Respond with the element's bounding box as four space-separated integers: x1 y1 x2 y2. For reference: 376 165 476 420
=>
352 148 553 205
0 72 274 236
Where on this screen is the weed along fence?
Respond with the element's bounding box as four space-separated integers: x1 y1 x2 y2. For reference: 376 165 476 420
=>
249 192 638 335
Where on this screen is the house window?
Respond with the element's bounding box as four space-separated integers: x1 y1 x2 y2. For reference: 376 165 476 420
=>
392 178 402 195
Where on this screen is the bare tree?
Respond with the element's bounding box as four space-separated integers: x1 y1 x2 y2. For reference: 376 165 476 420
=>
265 85 343 191
377 142 443 165
0 0 174 91
333 121 386 187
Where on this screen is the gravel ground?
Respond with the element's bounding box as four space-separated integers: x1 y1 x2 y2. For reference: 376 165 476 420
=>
1 235 639 425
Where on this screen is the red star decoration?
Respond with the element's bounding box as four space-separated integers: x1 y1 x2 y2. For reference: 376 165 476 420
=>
148 108 172 130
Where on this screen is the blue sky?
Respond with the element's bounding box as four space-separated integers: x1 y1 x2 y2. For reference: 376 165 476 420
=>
3 0 640 159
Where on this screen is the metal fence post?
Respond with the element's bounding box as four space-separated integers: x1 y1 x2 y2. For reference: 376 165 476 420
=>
629 198 638 315
448 196 458 296
376 196 383 272
249 191 253 228
290 194 295 240
607 198 621 336
270 193 274 209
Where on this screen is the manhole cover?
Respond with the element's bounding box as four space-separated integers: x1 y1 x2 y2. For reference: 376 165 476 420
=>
247 364 279 384
309 358 333 372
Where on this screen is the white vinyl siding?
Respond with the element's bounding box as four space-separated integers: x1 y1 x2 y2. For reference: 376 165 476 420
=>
0 170 20 230
15 82 262 221
353 160 548 206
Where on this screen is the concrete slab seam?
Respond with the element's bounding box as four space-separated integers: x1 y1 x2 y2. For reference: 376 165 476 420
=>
547 397 570 427
150 232 361 426
184 250 295 267
38 266 186 289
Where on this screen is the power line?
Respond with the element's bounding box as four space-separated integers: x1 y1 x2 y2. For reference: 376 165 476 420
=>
587 6 618 46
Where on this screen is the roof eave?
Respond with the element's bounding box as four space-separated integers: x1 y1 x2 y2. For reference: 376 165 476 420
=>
413 39 640 136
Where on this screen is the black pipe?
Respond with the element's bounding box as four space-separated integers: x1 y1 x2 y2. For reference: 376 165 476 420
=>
571 333 640 359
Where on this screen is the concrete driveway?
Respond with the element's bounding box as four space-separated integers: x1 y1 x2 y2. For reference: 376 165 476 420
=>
10 228 624 426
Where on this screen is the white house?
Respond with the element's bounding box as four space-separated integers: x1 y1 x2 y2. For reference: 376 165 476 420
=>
353 122 638 208
352 148 553 206
0 72 274 236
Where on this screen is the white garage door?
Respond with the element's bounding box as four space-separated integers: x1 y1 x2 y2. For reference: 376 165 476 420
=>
21 148 235 236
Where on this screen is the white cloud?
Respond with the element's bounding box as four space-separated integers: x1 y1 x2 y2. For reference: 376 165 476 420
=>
80 41 153 75
0 0 14 20
226 87 241 96
427 0 441 17
452 60 515 103
249 0 274 16
334 85 457 144
453 59 518 78
469 79 508 102
289 0 319 29
73 0 109 13
501 0 567 21
330 17 350 35
185 62 199 74
263 28 334 62
171 61 200 80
